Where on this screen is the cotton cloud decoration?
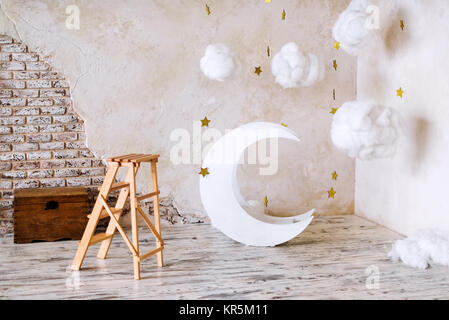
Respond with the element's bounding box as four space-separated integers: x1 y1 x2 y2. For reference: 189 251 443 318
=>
331 100 398 160
389 230 449 269
332 0 370 56
200 44 235 81
271 42 324 89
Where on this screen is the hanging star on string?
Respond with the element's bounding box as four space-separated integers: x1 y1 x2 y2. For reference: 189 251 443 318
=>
332 171 338 181
330 107 338 115
201 116 211 127
397 87 404 98
264 196 268 207
205 4 211 15
281 122 288 127
334 41 340 50
328 188 336 199
400 20 405 30
281 9 286 20
333 60 338 71
254 66 262 76
199 167 210 178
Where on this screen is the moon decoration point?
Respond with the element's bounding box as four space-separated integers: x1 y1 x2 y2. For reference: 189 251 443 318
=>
199 122 315 247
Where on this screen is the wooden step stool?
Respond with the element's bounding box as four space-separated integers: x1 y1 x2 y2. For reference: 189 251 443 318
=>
71 154 164 280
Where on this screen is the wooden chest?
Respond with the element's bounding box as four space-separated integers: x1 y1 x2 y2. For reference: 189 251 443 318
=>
14 187 89 244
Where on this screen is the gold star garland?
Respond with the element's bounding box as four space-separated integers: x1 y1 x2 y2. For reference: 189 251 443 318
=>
328 188 336 199
199 167 210 178
201 116 211 127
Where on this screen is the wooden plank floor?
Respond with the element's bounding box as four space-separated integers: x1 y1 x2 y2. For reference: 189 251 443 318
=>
1 215 449 300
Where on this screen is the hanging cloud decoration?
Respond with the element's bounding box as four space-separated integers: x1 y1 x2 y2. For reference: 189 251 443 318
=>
271 42 324 89
331 100 398 160
200 44 235 81
332 0 370 56
389 230 449 269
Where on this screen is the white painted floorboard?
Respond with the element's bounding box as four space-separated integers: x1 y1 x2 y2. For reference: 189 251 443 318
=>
1 215 449 300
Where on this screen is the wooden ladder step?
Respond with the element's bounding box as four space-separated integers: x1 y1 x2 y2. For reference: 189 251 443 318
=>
137 190 160 202
88 207 123 219
97 181 129 192
77 232 113 246
138 246 164 261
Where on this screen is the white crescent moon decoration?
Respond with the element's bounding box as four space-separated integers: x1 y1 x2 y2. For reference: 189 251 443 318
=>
199 122 315 247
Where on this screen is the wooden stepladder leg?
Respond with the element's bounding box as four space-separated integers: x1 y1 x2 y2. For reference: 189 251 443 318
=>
151 160 164 267
71 162 119 271
97 165 135 259
129 163 141 280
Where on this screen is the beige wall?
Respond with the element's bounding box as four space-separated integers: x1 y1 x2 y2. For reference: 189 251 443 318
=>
1 0 355 218
356 0 449 235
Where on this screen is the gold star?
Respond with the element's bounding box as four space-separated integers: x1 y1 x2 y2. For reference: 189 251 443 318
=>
254 66 262 76
281 9 286 20
396 87 404 98
333 60 338 71
265 0 271 3
205 4 211 15
333 41 340 50
199 167 209 178
267 46 270 57
201 116 211 127
264 196 268 207
400 20 404 30
332 171 338 181
330 107 338 115
328 188 336 199
281 122 288 127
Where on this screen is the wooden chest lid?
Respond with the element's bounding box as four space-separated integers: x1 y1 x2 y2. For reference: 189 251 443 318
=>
14 187 88 205
15 187 87 198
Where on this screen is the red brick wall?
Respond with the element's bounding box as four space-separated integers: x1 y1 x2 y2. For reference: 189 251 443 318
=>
0 35 106 234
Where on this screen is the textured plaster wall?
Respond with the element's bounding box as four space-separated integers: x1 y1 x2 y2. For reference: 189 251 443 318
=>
356 0 449 235
1 0 356 218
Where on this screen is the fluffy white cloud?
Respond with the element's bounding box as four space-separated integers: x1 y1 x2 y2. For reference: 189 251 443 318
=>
389 230 449 269
332 0 370 56
200 44 235 81
271 42 324 89
331 100 398 160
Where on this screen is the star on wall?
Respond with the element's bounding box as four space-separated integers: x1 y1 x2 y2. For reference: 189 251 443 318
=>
265 0 271 3
400 20 405 30
264 196 268 207
330 107 338 115
332 171 338 180
201 116 211 127
205 4 211 15
254 66 262 76
328 188 336 199
333 60 338 71
282 10 286 20
334 41 340 50
397 87 404 98
199 167 210 178
267 46 270 57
